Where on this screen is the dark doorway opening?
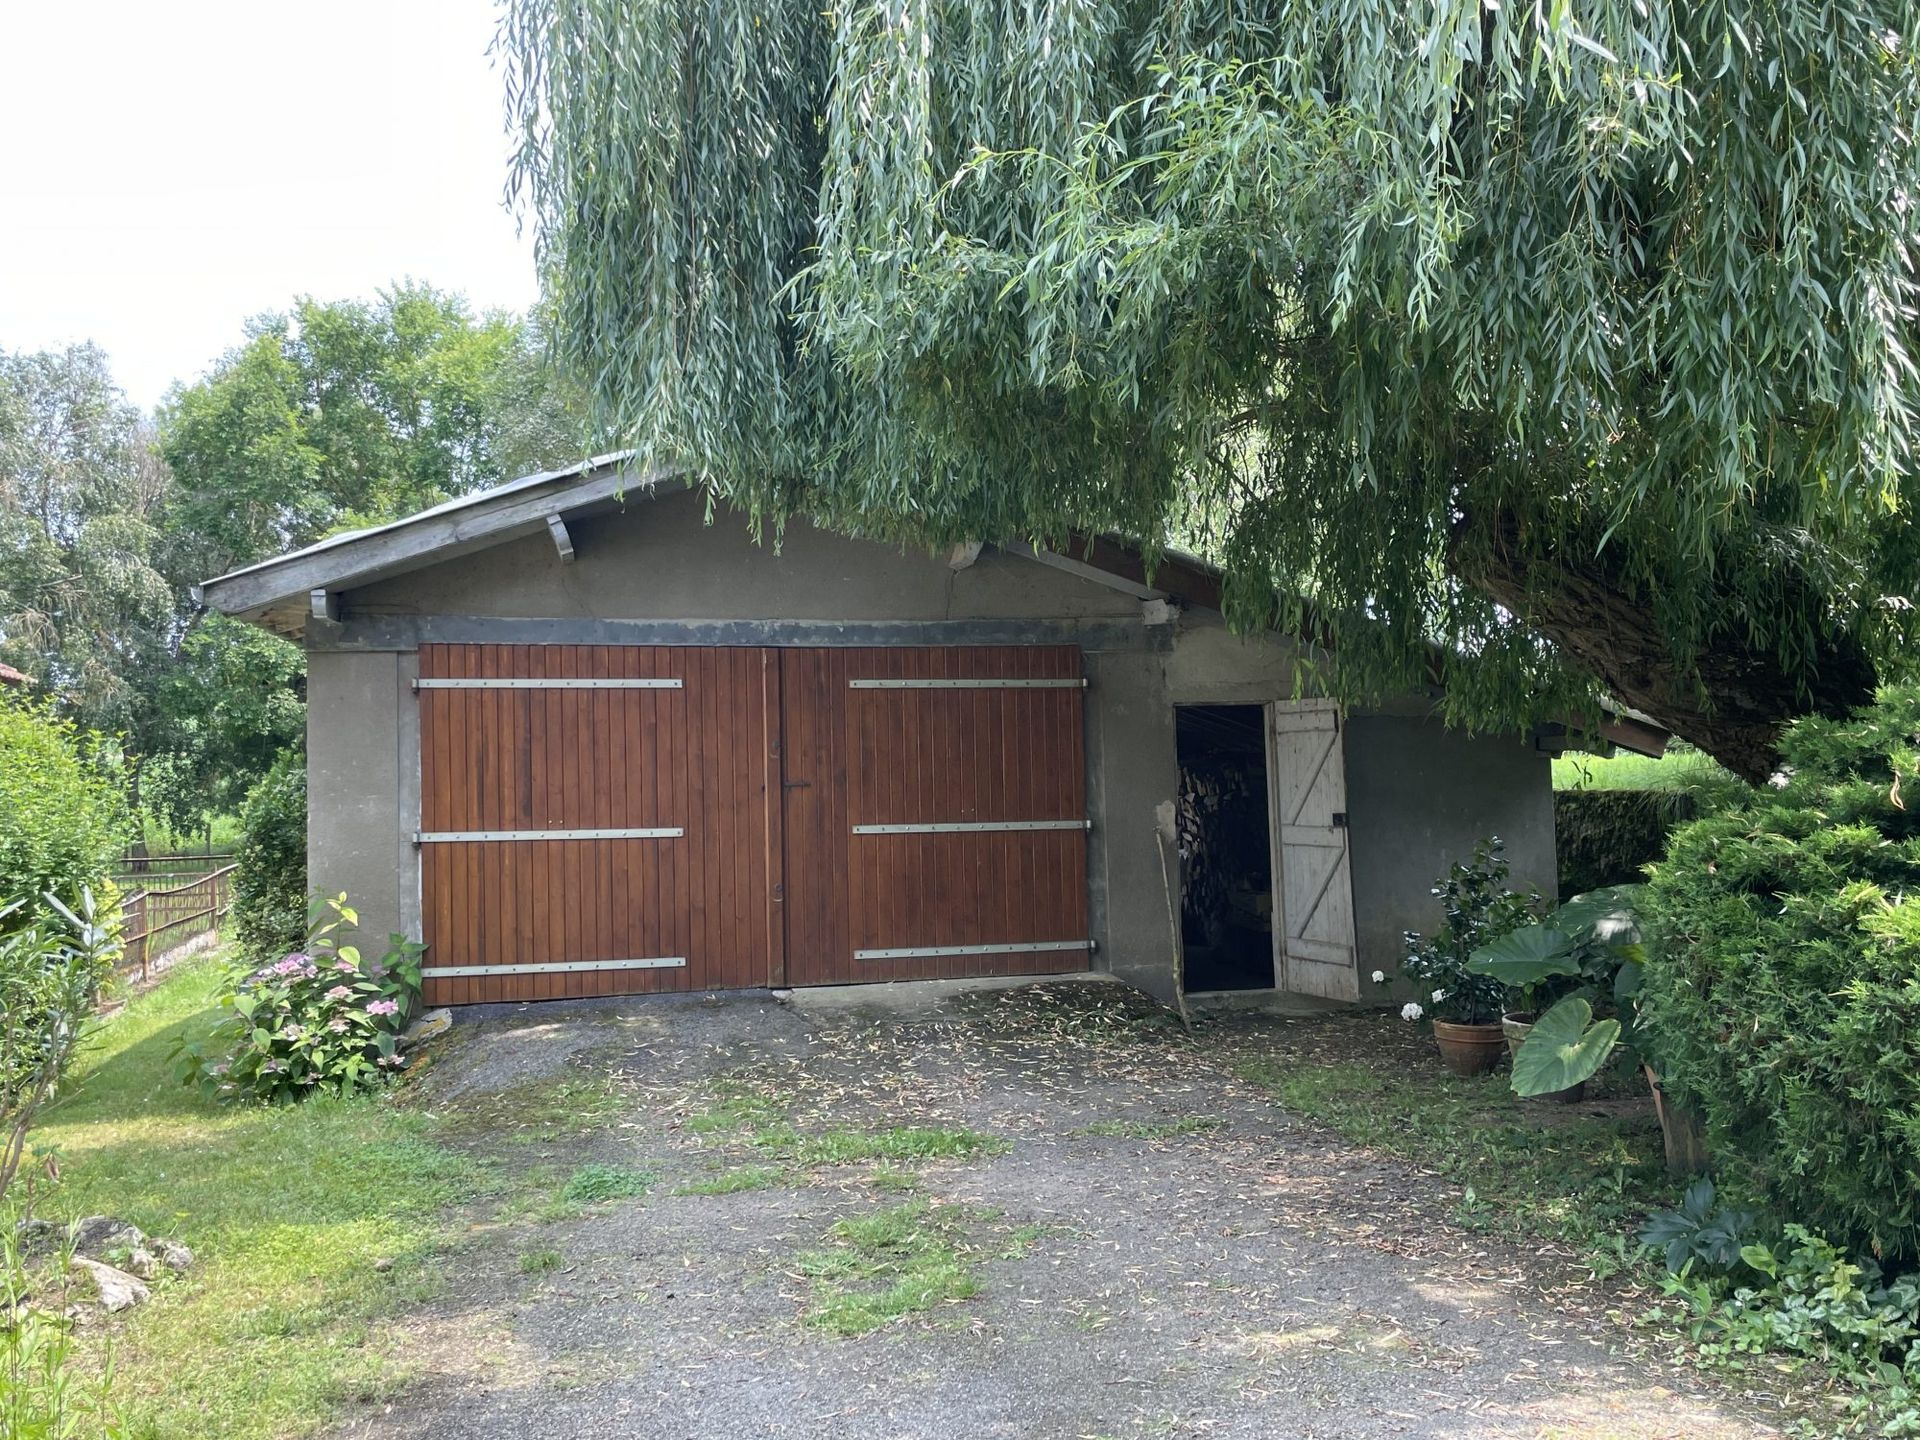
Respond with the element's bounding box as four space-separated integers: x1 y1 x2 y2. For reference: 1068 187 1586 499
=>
1175 704 1275 992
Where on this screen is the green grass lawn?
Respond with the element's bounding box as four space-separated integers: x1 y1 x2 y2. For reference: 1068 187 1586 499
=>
18 956 507 1439
1239 1046 1671 1274
1551 743 1742 796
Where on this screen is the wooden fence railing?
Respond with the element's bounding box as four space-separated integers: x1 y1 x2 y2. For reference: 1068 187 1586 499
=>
114 852 235 887
122 864 236 981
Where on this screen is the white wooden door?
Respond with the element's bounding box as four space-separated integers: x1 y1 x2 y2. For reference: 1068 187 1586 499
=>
1268 700 1359 1000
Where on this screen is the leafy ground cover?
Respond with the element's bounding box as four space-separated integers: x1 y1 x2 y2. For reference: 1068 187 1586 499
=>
1227 1012 1914 1435
10 964 1827 1438
17 956 508 1439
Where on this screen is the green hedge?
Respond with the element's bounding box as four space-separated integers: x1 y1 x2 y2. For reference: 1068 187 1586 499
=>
231 748 307 964
0 696 127 916
1640 686 1920 1264
1555 788 1698 898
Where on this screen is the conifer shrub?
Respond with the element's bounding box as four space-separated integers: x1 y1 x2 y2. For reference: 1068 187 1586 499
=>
1640 687 1920 1263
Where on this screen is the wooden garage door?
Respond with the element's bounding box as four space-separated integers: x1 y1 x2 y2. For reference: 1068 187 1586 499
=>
779 646 1090 987
416 642 1088 1002
416 644 781 1006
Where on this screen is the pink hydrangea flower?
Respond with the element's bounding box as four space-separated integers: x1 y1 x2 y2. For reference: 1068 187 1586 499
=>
325 984 353 1001
367 998 399 1017
334 958 357 973
329 1018 350 1033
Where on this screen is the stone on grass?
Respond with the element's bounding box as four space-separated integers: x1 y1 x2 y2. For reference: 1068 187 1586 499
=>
68 1215 145 1256
12 1218 58 1256
401 1008 453 1049
70 1257 149 1312
14 1215 194 1280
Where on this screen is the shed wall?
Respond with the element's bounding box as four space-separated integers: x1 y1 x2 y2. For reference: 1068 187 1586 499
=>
1344 717 1557 979
1154 613 1556 993
306 649 417 953
348 489 1140 625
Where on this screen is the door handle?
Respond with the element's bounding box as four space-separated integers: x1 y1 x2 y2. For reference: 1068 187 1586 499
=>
783 779 812 790
1331 811 1347 827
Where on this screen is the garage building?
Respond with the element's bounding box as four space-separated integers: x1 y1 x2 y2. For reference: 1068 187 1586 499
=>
197 456 1612 1009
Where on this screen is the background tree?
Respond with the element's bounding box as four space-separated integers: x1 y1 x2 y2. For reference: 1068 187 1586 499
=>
141 615 306 838
502 1 1920 778
159 283 590 581
0 344 176 741
0 287 587 839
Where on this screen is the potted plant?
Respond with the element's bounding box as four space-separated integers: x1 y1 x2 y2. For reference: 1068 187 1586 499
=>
1462 887 1708 1168
1466 885 1645 1102
1388 838 1540 1076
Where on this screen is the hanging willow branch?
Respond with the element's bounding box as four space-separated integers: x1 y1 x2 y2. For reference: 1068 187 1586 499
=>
501 0 1920 769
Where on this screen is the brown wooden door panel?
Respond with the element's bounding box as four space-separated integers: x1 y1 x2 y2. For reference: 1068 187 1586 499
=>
417 643 779 1005
418 641 1086 1002
781 644 1089 986
848 832 1088 947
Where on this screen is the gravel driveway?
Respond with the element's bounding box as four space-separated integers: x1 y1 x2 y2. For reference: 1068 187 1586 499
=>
336 978 1780 1440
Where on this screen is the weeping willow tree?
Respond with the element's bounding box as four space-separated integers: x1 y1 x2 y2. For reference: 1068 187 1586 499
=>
500 0 1919 779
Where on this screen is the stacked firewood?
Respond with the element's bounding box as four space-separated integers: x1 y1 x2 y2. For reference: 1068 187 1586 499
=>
1178 761 1261 945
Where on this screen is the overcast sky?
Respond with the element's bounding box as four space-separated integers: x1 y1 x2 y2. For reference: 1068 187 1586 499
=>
1 1 541 411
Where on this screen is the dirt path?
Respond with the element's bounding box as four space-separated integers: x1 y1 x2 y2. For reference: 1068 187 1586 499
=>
336 980 1782 1439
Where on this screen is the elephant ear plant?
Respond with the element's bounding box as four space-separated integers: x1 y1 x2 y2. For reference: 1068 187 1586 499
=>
1466 886 1647 1098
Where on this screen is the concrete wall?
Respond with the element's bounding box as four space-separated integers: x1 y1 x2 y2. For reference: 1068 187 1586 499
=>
305 649 419 951
1153 611 1557 997
308 490 1556 998
1344 717 1556 979
1084 648 1179 999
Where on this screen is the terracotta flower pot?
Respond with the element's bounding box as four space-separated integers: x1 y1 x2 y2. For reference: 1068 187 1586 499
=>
1501 1011 1588 1103
1432 1019 1506 1076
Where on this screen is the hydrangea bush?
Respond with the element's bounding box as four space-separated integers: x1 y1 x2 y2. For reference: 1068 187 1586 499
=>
176 895 423 1104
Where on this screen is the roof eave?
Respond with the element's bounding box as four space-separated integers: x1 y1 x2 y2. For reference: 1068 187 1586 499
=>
200 458 675 634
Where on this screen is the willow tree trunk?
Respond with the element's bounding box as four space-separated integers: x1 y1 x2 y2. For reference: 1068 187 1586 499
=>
1454 509 1878 784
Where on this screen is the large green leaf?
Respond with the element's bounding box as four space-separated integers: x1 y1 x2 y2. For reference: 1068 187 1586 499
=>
1466 924 1580 985
1613 955 1646 1003
1511 997 1620 1097
1551 886 1645 946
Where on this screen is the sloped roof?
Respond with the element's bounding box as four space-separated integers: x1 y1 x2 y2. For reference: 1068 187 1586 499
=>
195 453 666 634
193 453 1187 637
196 455 1667 759
0 662 31 687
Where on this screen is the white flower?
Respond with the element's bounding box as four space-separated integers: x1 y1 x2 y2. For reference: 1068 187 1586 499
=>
1432 988 1448 1003
1768 768 1793 790
1400 1001 1425 1022
1370 970 1386 984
